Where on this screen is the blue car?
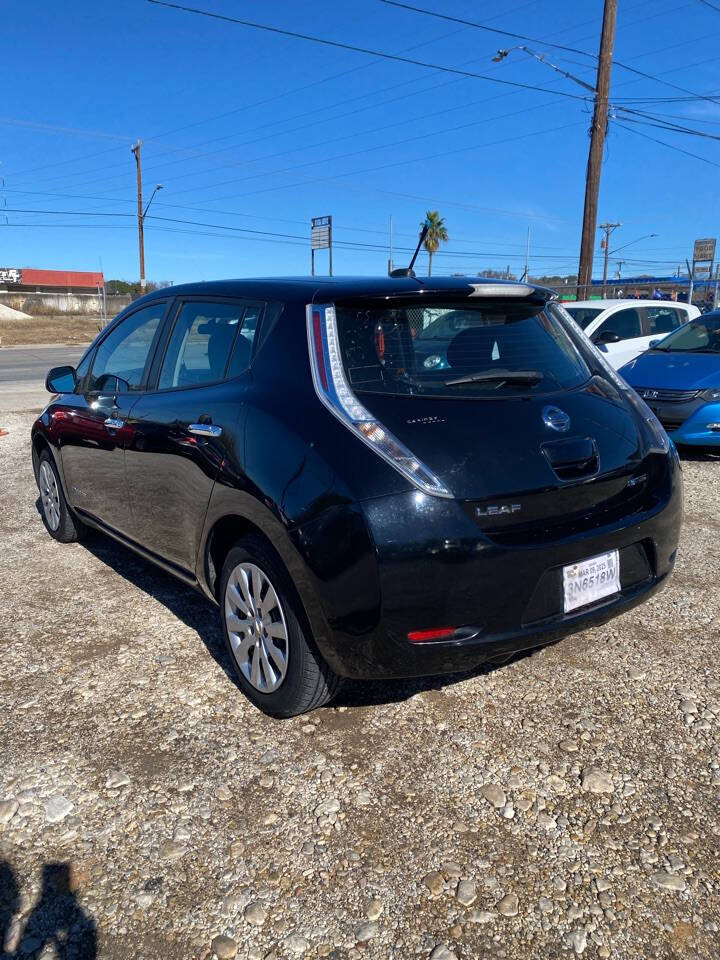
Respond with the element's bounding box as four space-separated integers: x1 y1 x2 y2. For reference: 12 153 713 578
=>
620 311 720 446
412 309 497 371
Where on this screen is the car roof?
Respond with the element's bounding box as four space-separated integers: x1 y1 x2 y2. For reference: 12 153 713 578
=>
134 275 555 306
569 299 688 309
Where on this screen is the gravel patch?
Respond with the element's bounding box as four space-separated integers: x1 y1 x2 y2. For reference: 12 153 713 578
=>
1 412 719 958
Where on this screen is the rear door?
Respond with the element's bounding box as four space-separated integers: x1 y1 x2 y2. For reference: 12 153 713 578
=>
643 304 688 346
123 297 263 572
58 300 169 535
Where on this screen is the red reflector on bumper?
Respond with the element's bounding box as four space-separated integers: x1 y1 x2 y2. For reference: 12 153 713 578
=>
407 627 456 643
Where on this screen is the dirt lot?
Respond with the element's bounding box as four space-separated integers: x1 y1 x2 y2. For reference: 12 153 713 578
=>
0 315 102 347
1 411 719 960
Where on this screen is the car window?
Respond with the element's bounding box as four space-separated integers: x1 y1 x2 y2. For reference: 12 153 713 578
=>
226 303 263 379
596 307 642 341
564 307 604 330
158 301 246 390
645 306 682 335
87 302 166 393
73 349 94 392
415 309 477 340
335 301 590 398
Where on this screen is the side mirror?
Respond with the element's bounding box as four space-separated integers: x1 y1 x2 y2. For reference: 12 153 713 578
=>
593 330 621 345
45 365 77 394
93 372 130 394
649 339 661 349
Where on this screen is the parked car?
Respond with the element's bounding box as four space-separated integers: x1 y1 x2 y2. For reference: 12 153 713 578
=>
32 277 682 716
619 311 720 447
564 299 700 369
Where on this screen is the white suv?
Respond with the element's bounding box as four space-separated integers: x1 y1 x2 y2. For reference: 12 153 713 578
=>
564 299 701 368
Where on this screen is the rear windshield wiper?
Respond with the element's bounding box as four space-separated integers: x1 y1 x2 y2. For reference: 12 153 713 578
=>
444 368 544 387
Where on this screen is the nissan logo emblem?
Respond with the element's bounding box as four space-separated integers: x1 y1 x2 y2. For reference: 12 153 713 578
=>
542 405 571 432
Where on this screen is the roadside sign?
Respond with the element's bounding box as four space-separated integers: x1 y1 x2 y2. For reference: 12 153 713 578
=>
693 238 716 262
311 216 333 276
0 268 22 284
311 216 331 250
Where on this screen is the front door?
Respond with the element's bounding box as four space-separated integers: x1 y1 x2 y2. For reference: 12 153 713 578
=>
123 298 260 572
59 301 168 535
595 306 645 369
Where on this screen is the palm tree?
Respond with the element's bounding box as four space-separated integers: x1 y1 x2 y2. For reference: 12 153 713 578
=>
421 211 448 277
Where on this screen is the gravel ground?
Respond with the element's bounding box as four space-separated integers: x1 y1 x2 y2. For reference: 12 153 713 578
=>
1 410 719 960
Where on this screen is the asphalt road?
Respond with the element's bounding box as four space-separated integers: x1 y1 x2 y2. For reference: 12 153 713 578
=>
0 344 85 414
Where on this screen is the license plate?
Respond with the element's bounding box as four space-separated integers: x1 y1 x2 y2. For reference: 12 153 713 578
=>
563 550 620 613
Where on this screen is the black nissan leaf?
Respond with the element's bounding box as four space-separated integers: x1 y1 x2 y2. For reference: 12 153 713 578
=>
32 277 682 716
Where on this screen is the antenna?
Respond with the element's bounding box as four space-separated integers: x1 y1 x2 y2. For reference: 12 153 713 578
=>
390 219 430 278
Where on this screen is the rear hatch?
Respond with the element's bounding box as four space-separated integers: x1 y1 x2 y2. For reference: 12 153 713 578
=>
333 295 653 534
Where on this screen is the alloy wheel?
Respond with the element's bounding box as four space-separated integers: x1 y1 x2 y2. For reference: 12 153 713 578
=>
224 562 289 693
39 461 61 531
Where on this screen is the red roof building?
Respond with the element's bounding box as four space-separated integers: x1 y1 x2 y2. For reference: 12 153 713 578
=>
0 267 104 290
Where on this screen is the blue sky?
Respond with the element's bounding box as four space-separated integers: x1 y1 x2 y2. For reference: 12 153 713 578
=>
3 0 720 283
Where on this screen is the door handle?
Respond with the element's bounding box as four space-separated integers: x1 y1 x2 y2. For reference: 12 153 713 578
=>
104 417 125 429
188 423 222 437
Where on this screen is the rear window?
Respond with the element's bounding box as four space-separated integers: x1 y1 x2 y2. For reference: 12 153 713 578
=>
335 301 590 398
564 306 604 329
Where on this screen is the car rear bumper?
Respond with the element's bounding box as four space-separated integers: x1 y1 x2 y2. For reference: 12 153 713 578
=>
295 454 682 680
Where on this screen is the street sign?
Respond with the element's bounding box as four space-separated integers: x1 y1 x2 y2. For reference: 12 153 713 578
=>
693 238 716 262
311 216 333 276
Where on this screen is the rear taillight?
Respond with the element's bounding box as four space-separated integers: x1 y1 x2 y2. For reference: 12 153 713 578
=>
311 309 329 391
306 304 452 498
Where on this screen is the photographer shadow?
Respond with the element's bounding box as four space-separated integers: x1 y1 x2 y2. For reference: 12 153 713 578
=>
0 861 96 959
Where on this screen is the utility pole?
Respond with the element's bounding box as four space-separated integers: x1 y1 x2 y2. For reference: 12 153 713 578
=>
131 141 145 289
599 221 622 297
388 215 393 276
686 259 695 307
524 226 530 282
577 0 618 300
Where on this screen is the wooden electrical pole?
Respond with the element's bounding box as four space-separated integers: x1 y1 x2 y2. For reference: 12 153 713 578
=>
600 221 622 297
131 141 146 290
577 0 618 300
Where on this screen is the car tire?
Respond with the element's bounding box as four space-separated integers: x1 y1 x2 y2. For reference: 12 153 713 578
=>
219 535 341 718
37 449 87 543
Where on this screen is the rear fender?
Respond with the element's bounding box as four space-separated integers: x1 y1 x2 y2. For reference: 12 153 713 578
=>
197 484 336 660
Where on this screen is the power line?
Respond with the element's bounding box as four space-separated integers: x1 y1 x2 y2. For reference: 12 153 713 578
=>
145 0 590 102
6 5 717 207
381 0 720 107
9 10 716 202
0 207 688 265
615 107 720 140
380 0 607 59
161 120 587 204
613 119 720 167
1 0 648 187
3 17 476 183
